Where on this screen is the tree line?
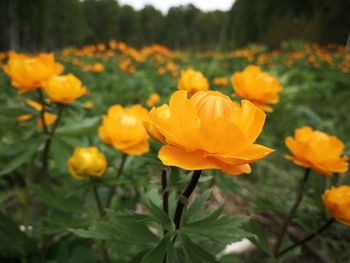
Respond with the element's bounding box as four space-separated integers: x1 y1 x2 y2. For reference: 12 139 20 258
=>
0 0 349 51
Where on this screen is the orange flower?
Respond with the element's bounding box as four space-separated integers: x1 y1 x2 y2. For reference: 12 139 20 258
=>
178 68 209 94
17 114 33 122
4 52 63 92
146 90 274 175
68 147 107 180
231 65 282 112
146 93 160 108
323 185 350 226
26 99 43 111
99 104 149 155
37 112 57 128
285 127 348 176
213 77 228 87
42 74 86 103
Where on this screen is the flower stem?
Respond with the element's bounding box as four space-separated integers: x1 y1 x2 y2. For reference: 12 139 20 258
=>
41 104 64 179
173 170 202 230
161 167 169 235
93 184 105 217
273 168 310 258
277 218 335 257
105 153 127 209
37 89 48 135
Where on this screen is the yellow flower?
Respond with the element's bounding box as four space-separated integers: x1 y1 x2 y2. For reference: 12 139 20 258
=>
26 99 43 111
323 185 350 226
83 63 104 73
42 74 86 103
17 114 33 122
285 127 348 176
178 68 209 95
99 104 149 155
68 147 107 180
146 93 160 108
4 52 63 92
213 77 228 87
146 90 274 175
231 65 282 112
37 112 57 128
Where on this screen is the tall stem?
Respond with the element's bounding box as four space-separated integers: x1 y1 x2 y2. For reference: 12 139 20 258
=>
41 104 64 178
93 184 105 217
105 153 127 208
277 218 335 257
173 170 202 230
161 167 169 235
273 168 310 258
37 89 48 135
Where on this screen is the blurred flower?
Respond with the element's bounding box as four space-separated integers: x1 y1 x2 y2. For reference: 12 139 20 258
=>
68 146 107 180
83 63 104 73
178 68 209 95
99 104 149 155
17 114 33 122
231 65 282 112
42 74 86 103
285 127 348 176
26 99 43 111
213 77 228 87
146 90 274 175
4 52 63 92
146 93 160 108
323 185 350 226
84 100 94 109
37 112 57 128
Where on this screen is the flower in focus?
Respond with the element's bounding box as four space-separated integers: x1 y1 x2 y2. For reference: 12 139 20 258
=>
99 104 149 155
146 93 160 108
4 52 63 92
146 90 274 175
285 127 348 176
37 112 57 128
42 74 86 103
68 147 107 180
213 77 228 87
231 65 282 112
323 185 350 226
178 68 209 95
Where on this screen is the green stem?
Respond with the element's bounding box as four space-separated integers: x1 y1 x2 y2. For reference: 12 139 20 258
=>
93 184 105 217
105 153 127 208
161 167 169 235
277 218 335 257
173 170 202 230
273 168 310 258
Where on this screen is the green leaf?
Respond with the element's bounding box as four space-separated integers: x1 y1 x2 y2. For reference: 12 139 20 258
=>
245 221 271 254
55 117 100 136
0 212 36 258
141 232 173 263
0 146 37 176
145 201 174 231
179 233 218 263
182 205 250 243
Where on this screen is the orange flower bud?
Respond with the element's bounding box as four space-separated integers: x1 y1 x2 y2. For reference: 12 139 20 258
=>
68 147 107 180
42 74 86 103
99 104 149 155
213 77 228 87
231 65 282 112
285 127 348 176
178 68 209 95
146 93 160 108
323 185 350 226
4 52 63 92
147 90 274 176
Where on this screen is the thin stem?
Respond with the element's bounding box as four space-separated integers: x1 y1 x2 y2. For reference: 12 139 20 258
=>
161 167 169 235
93 184 105 217
37 89 48 134
105 154 127 208
277 218 335 257
173 170 202 230
41 104 64 178
273 168 311 258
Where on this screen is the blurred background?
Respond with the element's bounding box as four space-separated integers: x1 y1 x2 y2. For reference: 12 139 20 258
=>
1 0 349 51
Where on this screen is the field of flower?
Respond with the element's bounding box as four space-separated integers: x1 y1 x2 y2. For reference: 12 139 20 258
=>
0 41 350 263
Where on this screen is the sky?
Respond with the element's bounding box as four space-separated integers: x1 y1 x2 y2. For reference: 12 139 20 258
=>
118 0 234 13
